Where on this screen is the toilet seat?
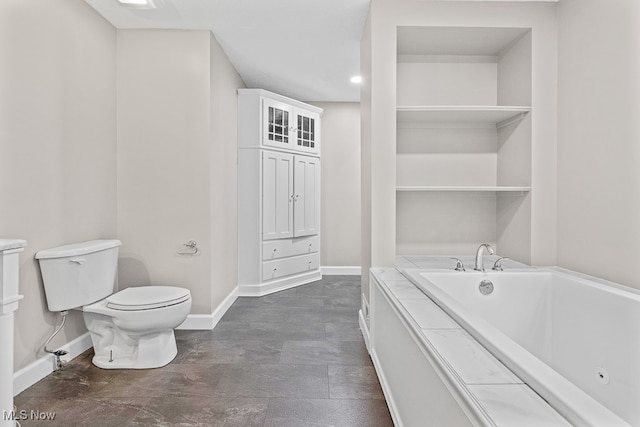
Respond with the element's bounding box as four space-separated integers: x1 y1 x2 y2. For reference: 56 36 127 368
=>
106 286 191 311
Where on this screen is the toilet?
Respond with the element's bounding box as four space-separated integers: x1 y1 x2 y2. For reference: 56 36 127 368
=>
35 239 192 369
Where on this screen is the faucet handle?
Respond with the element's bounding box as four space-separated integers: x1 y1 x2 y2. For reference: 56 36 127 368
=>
450 258 466 272
492 257 510 271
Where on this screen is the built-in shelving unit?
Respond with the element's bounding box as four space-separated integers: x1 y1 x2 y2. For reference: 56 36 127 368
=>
395 26 533 256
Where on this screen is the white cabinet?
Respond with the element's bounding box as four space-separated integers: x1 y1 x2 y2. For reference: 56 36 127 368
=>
293 154 320 237
262 151 294 240
261 99 320 154
241 89 321 155
262 151 320 240
238 89 322 296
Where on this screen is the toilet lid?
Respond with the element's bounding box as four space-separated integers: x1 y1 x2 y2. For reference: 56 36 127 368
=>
107 286 191 311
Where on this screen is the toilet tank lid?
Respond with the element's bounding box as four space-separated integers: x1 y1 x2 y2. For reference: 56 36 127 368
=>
35 240 121 259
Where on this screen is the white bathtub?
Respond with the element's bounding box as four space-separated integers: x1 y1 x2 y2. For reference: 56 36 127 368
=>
402 267 639 427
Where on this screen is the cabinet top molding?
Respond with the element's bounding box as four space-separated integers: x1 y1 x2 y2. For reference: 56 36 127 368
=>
238 88 323 116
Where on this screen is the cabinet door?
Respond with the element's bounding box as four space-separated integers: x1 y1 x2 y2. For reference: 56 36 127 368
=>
263 98 294 150
262 151 294 240
294 108 320 154
293 155 320 237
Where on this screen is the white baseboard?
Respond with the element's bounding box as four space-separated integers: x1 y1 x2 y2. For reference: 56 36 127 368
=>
13 332 93 396
238 268 361 297
322 266 361 275
359 309 370 353
177 286 238 330
238 270 321 297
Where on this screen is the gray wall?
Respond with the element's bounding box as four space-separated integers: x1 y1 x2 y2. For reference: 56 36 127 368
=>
1 0 117 370
556 0 640 290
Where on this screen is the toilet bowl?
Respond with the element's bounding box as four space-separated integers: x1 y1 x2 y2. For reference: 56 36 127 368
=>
35 239 192 369
83 286 191 369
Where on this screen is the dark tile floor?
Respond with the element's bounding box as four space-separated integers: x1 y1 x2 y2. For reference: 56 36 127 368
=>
15 275 393 426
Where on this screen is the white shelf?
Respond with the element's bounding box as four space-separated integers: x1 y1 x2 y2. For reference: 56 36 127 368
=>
396 186 531 194
396 106 530 128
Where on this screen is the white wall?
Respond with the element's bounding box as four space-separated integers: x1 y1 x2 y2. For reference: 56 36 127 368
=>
311 103 361 268
209 33 245 310
0 0 117 370
117 30 244 315
117 30 213 313
556 0 640 290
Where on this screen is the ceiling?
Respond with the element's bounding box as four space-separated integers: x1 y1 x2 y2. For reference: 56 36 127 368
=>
85 0 370 102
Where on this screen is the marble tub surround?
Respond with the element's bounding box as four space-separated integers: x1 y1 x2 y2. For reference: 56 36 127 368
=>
370 267 571 426
15 275 393 426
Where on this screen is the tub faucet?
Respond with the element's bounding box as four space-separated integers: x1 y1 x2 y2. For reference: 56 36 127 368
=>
474 243 494 271
492 257 510 271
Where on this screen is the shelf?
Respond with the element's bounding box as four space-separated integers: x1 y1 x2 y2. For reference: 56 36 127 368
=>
396 186 531 194
396 106 530 128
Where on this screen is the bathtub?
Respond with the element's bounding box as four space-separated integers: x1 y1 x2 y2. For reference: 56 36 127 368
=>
401 267 639 426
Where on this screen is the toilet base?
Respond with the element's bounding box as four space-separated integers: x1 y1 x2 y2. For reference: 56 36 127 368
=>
83 297 190 370
87 319 179 369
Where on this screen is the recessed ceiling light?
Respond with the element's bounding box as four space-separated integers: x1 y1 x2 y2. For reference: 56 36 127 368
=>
117 0 156 8
350 76 362 84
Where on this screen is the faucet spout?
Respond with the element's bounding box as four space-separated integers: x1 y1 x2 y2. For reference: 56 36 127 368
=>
474 243 494 271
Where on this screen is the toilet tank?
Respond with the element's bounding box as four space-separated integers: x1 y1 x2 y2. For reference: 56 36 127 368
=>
36 240 121 312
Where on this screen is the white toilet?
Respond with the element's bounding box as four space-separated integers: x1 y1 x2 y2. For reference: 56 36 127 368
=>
36 239 192 369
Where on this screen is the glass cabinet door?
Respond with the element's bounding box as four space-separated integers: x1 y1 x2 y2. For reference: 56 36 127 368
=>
263 99 293 148
294 109 321 154
297 115 315 148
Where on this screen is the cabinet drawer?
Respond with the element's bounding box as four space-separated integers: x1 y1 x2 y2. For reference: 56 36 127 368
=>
262 236 319 261
262 253 319 281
